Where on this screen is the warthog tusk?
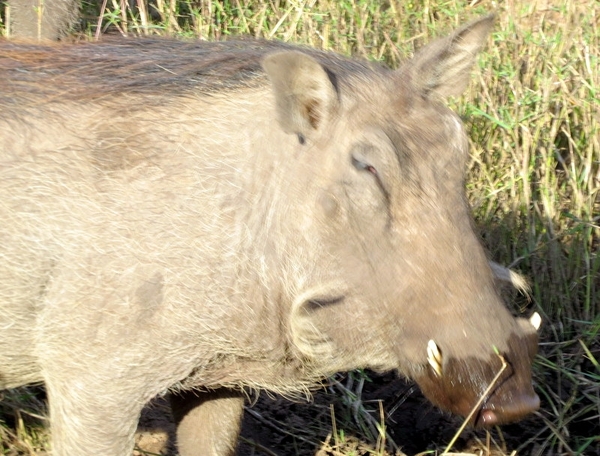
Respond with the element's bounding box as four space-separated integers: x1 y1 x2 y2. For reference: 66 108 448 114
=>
529 312 542 330
427 339 443 377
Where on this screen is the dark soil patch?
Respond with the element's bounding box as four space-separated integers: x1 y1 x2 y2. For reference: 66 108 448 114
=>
235 372 543 456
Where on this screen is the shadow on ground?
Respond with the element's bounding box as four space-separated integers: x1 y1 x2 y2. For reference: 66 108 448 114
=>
134 371 546 456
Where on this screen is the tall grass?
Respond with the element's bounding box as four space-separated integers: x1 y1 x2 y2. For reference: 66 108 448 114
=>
464 5 599 453
0 0 598 455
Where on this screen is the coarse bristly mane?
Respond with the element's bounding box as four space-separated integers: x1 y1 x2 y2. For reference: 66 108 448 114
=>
0 37 388 102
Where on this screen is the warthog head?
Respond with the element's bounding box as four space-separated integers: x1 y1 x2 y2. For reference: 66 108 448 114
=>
262 15 540 426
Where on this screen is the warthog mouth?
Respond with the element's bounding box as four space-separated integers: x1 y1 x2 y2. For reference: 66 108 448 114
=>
417 354 541 428
476 391 540 427
461 351 541 428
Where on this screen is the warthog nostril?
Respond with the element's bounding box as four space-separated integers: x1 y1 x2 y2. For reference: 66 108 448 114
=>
480 392 540 427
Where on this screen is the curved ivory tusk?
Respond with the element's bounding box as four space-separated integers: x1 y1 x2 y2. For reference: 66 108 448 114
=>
529 312 542 330
427 339 443 377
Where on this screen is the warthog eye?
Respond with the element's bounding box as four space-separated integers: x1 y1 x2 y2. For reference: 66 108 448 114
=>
351 153 391 214
351 156 377 175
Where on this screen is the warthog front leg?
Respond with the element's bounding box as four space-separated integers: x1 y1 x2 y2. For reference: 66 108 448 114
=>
43 376 146 456
170 388 245 456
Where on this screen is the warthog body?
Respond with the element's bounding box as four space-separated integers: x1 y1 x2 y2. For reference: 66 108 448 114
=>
0 17 539 456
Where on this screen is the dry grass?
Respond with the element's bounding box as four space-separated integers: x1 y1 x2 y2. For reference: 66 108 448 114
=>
0 0 598 455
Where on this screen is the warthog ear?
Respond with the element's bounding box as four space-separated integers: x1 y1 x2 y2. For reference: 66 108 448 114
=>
262 51 338 138
404 14 495 99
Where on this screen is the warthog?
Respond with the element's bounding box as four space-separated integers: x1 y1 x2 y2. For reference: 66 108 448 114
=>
0 16 540 456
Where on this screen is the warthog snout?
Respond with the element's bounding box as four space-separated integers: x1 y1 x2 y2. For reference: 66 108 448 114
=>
419 312 541 427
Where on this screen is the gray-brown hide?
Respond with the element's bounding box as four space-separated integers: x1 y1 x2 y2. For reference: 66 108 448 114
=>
0 16 539 456
7 0 79 40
